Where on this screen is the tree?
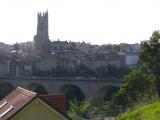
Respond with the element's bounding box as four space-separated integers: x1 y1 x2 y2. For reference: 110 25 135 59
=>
114 70 155 107
95 101 119 117
139 30 160 97
69 99 96 119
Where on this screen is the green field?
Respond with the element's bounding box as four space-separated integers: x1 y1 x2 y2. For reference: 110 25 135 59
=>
117 101 160 120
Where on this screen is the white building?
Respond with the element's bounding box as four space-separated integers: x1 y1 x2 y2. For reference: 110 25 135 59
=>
125 53 139 65
129 43 140 53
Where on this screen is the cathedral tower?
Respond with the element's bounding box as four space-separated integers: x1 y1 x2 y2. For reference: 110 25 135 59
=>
34 11 51 56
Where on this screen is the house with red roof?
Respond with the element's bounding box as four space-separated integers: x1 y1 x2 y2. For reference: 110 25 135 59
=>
0 87 72 120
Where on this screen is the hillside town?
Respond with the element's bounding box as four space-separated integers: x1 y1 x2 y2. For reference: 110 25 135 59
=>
0 11 140 78
0 38 140 78
0 10 153 120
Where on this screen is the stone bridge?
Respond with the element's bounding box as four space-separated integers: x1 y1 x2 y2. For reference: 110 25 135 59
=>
0 77 122 104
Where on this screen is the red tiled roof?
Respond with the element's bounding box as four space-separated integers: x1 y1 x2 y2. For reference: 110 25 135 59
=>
0 87 37 120
0 87 71 120
40 95 66 114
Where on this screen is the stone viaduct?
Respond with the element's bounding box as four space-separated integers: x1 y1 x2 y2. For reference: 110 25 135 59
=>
0 77 122 102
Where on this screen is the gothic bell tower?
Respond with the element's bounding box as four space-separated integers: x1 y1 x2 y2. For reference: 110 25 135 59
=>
34 11 51 56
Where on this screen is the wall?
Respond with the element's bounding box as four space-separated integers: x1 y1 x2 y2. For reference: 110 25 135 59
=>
0 63 8 77
0 77 122 99
11 98 69 120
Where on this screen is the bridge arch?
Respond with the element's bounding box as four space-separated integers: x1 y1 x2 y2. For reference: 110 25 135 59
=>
59 84 86 109
94 85 119 104
26 83 48 95
0 82 15 99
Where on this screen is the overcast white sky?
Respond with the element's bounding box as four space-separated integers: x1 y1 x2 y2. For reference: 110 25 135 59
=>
0 0 160 45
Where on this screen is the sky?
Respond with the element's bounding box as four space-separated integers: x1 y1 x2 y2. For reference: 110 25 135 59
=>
0 0 160 45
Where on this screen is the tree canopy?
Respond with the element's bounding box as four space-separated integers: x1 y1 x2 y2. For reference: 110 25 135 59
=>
113 70 155 107
139 30 160 96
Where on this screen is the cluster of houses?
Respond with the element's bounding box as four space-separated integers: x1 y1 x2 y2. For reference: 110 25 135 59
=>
0 41 140 78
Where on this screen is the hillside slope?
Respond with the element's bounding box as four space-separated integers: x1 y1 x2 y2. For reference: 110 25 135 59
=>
117 101 160 120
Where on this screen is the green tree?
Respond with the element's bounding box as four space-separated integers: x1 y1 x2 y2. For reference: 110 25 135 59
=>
139 30 160 97
95 101 119 117
69 99 96 119
114 70 155 107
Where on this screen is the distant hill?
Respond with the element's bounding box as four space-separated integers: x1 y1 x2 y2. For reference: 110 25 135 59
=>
117 101 160 120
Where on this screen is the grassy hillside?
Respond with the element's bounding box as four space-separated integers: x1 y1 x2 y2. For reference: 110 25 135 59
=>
117 101 160 120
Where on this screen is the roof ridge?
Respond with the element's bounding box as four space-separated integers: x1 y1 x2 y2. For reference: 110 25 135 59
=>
17 87 37 96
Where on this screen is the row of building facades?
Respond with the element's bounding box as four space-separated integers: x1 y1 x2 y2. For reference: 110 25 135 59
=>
0 41 140 77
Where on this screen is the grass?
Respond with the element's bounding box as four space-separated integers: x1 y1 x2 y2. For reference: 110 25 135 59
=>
116 101 160 120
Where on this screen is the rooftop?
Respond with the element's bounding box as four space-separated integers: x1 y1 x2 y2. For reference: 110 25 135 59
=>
0 87 69 120
0 87 37 120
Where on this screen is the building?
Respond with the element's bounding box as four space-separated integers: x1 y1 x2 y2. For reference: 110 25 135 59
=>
35 57 57 72
80 52 125 70
119 43 131 53
51 40 71 53
0 87 71 120
34 11 51 56
0 52 18 77
18 41 34 54
129 43 140 53
8 54 34 77
0 42 14 52
0 56 10 77
125 53 139 65
120 43 140 53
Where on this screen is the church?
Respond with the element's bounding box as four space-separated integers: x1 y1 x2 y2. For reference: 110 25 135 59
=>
34 11 51 56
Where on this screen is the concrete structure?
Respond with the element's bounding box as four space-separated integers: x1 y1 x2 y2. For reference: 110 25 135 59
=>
0 77 122 102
